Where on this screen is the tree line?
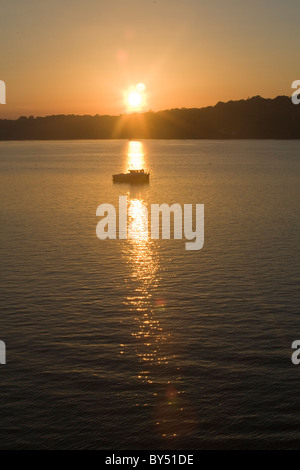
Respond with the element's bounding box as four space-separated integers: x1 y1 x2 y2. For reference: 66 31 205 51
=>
0 95 299 140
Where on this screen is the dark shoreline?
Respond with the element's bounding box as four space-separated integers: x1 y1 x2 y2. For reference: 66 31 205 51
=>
1 96 300 140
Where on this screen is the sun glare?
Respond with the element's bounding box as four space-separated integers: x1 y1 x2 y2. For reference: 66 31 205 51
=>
136 83 146 92
127 141 145 170
128 91 142 107
125 83 146 111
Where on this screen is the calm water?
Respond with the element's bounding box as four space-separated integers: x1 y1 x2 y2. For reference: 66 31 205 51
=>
0 140 299 450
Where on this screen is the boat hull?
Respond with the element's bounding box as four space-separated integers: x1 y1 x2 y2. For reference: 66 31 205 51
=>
112 173 150 184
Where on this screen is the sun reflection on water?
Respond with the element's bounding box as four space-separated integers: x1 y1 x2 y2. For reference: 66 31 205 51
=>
119 141 195 444
126 141 146 172
124 194 169 382
128 198 149 241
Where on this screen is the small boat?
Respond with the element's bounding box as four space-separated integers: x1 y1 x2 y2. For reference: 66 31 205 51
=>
112 169 150 184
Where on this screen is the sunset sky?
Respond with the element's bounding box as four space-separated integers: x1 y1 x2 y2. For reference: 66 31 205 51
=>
0 0 299 118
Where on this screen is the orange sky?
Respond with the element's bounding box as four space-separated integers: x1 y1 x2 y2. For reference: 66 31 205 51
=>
0 0 299 118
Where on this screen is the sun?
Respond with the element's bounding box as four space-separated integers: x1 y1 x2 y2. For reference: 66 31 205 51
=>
125 83 146 111
128 91 142 107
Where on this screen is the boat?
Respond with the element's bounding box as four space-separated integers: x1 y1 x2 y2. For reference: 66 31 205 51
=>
112 169 150 184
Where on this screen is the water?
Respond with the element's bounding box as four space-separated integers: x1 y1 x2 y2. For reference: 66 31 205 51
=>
0 140 299 450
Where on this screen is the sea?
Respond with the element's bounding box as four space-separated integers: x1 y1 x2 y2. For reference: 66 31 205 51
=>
0 139 299 449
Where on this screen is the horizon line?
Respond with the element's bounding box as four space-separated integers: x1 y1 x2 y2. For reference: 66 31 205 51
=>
0 94 291 121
